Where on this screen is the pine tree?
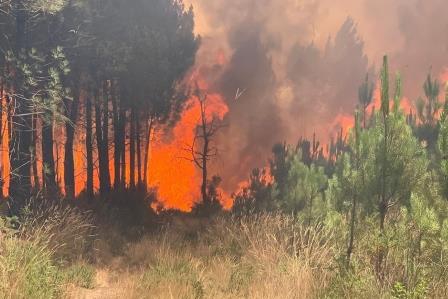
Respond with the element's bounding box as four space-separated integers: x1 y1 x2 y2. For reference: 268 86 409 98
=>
328 58 430 275
359 74 374 128
438 87 448 199
273 147 327 219
366 58 428 276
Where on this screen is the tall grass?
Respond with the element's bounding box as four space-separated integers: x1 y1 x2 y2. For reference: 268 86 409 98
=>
0 236 61 299
101 213 337 299
0 200 96 299
3 201 448 299
86 212 448 298
19 199 95 261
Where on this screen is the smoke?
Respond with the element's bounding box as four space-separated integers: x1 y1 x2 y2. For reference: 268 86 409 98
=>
185 0 448 192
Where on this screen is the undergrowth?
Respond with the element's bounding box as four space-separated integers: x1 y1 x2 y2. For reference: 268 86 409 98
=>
2 197 448 298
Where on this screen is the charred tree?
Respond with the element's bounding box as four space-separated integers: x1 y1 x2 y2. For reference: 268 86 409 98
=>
86 96 94 200
187 90 224 209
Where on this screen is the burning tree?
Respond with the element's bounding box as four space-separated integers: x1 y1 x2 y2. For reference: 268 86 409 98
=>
186 86 226 210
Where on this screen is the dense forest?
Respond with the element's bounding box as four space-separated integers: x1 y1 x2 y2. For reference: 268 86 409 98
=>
0 0 199 213
1 0 448 298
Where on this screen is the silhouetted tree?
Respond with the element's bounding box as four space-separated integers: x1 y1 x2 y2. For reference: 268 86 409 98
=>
187 89 225 208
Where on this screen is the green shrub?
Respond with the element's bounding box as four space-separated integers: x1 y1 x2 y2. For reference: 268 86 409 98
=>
391 280 428 299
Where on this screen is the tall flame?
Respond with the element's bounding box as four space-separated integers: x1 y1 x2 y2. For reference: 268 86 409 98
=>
149 72 229 212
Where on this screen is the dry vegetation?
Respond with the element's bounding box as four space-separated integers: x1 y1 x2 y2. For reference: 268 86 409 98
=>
66 213 337 299
1 200 448 299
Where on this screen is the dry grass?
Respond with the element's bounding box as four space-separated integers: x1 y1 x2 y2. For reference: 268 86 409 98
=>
0 200 96 299
5 205 448 299
19 199 96 261
77 213 337 299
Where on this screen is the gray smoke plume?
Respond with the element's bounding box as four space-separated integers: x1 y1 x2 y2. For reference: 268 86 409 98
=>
187 0 448 191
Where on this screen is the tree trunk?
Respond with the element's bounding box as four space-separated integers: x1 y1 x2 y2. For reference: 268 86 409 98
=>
347 193 357 267
363 105 367 129
94 92 104 193
112 82 121 190
41 114 57 198
136 112 142 188
9 0 32 214
130 107 136 189
120 108 126 190
64 84 80 199
102 83 111 191
95 87 111 195
376 110 389 278
86 96 94 200
201 139 208 206
143 115 153 190
31 114 39 191
200 103 209 206
55 137 60 187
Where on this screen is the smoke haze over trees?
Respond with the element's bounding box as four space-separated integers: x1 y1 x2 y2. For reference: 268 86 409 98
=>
187 0 448 190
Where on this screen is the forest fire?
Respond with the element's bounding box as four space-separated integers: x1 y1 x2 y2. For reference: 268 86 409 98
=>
5 2 448 297
333 82 416 139
0 0 447 214
149 72 230 212
0 68 442 213
0 69 232 211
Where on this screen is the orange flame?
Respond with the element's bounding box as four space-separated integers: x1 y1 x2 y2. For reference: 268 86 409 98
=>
1 100 9 197
149 72 229 212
